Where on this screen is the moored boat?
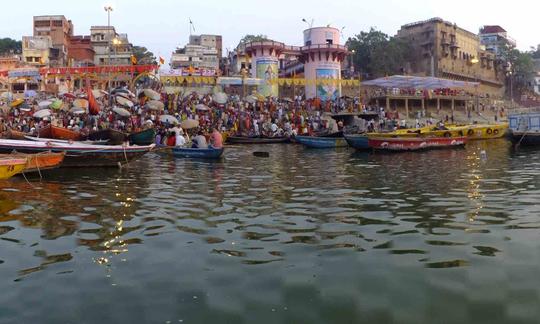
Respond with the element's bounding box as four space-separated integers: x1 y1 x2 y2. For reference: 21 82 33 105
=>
0 157 27 179
368 136 467 152
344 134 370 150
226 136 290 144
0 139 154 167
172 146 224 159
6 152 65 173
128 128 156 146
38 125 81 141
508 110 540 145
450 123 508 140
295 135 348 148
87 129 127 145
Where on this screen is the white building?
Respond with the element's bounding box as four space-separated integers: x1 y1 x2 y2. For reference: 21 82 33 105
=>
479 25 516 57
533 59 540 96
90 26 133 66
22 36 57 66
170 40 220 71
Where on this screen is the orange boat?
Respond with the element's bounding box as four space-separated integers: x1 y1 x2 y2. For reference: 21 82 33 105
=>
4 129 28 140
38 125 81 141
0 152 65 173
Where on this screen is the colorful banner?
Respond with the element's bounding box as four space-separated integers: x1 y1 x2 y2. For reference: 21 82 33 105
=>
256 58 279 97
316 69 340 100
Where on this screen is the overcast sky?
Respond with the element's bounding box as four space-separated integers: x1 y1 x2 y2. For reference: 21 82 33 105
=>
1 0 538 61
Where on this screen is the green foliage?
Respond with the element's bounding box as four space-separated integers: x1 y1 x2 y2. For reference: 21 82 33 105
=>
347 28 411 79
133 46 157 65
239 34 270 44
0 38 22 54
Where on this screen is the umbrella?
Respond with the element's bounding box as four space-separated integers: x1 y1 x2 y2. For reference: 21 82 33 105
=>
9 99 24 108
195 104 210 111
33 109 51 119
244 95 257 104
73 98 89 109
180 119 199 129
19 103 31 112
70 107 86 115
92 89 105 99
38 100 53 110
112 107 131 117
24 90 38 98
50 100 63 110
159 114 179 124
213 92 228 104
143 89 161 100
63 93 76 99
0 92 13 100
146 100 165 111
116 96 134 108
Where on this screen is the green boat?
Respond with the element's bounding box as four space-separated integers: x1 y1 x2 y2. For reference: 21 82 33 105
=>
128 128 156 146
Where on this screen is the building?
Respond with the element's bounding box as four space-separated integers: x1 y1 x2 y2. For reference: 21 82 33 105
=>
228 43 252 76
170 44 220 71
479 25 516 58
68 36 95 67
189 34 222 59
22 36 59 67
533 58 540 96
396 17 505 97
33 15 73 66
90 26 134 66
0 55 22 71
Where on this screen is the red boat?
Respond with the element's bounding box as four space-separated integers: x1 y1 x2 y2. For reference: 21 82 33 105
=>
368 136 467 151
38 125 81 141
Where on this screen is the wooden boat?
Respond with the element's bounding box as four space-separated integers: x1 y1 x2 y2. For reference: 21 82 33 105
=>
0 157 27 179
344 134 370 150
5 152 65 173
294 136 348 148
508 112 540 146
368 136 467 152
226 136 290 144
38 125 81 141
449 123 508 140
128 128 156 146
172 146 224 159
4 129 28 140
0 139 154 167
87 129 127 145
371 126 467 139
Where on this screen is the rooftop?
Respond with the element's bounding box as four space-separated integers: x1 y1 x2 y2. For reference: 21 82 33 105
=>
480 25 507 34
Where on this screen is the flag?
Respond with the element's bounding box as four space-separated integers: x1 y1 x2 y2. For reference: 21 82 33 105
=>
159 56 165 65
87 85 100 115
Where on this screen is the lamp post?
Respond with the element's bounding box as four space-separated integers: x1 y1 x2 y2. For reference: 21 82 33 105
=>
104 4 114 105
470 57 480 120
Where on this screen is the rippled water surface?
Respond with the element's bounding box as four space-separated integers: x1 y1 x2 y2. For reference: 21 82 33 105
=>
2 140 540 323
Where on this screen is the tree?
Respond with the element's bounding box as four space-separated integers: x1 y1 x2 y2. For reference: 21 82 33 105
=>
0 38 22 54
239 34 270 44
347 28 411 79
532 45 540 59
132 46 157 65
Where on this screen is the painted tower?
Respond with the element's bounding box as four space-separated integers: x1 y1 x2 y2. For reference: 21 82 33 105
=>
300 27 348 100
244 41 285 98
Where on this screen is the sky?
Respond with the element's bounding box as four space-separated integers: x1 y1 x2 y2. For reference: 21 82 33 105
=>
1 0 538 62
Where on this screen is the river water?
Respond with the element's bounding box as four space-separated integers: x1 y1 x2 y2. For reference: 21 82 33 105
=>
1 140 540 323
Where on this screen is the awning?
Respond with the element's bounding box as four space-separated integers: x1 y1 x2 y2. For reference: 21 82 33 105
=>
362 75 479 90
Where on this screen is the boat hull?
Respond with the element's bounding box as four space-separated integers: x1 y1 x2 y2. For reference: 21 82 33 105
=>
38 125 81 141
172 147 224 159
0 158 27 179
128 129 156 146
454 124 508 140
368 136 467 152
509 132 540 146
226 136 289 144
87 129 127 145
344 134 370 150
5 152 65 173
295 136 348 148
0 140 154 167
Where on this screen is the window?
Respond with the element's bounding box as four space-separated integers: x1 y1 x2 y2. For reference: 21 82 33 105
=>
326 39 333 45
305 41 312 46
26 57 33 62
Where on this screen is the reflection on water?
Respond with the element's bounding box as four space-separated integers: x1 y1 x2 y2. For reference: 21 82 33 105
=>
2 139 540 323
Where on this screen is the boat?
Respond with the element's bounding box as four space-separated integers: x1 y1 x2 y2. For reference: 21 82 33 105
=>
172 146 224 159
226 136 290 144
344 134 370 150
128 128 156 145
449 123 508 140
0 139 155 167
0 157 27 179
38 125 82 141
4 129 28 140
87 129 127 145
295 135 348 148
4 152 65 173
370 126 467 138
508 110 540 145
368 136 468 152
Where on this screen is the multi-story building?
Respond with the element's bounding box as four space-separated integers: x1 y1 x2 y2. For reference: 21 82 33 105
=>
396 17 505 97
479 25 516 58
170 44 219 71
33 15 73 66
189 34 222 59
68 36 95 67
22 36 59 67
533 59 540 96
90 26 133 66
227 42 252 76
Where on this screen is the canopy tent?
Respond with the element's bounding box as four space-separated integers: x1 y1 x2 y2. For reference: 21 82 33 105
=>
362 75 479 90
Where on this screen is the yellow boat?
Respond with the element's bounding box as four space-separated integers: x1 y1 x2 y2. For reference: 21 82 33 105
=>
370 126 467 138
449 123 508 140
0 157 27 180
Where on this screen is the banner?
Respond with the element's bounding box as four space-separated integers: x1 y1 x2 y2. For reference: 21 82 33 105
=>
316 69 339 101
255 57 279 97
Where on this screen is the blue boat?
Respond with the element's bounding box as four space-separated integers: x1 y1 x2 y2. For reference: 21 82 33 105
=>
508 110 540 146
344 134 370 150
295 136 348 148
172 146 224 159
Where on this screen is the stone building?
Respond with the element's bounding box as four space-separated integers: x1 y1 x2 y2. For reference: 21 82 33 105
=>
90 26 133 66
396 17 505 97
33 15 73 66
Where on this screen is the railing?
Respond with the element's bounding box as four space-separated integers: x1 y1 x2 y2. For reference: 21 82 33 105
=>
508 107 540 115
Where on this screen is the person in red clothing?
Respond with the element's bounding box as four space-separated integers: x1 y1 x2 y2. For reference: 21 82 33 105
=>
166 131 176 146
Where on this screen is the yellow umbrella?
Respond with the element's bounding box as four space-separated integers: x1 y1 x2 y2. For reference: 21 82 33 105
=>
9 99 24 108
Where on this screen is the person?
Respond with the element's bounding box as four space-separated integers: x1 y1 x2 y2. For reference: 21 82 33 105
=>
176 129 186 146
166 131 176 146
192 130 208 149
209 127 223 148
155 131 162 146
